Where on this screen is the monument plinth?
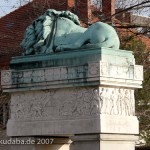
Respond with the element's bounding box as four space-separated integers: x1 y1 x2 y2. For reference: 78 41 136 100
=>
1 9 143 150
1 47 143 150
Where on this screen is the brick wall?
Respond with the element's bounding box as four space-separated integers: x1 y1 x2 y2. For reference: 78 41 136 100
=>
102 0 116 20
75 0 91 22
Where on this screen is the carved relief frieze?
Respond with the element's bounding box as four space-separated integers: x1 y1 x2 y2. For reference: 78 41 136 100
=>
98 87 135 116
11 90 57 120
59 88 100 117
11 87 135 121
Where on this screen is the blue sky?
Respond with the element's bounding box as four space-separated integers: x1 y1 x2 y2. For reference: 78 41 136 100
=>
0 0 18 17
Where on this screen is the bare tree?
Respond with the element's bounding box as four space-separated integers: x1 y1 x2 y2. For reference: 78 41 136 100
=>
91 0 150 37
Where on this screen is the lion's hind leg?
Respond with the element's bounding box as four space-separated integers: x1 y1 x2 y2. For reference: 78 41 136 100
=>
93 39 119 49
89 22 120 49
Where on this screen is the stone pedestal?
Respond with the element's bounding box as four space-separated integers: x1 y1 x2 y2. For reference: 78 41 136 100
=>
70 134 139 150
1 47 143 150
9 137 71 150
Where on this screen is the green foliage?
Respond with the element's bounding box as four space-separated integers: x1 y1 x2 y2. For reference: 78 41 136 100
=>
121 36 150 146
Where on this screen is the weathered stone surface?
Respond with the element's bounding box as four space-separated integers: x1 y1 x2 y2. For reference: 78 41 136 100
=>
10 87 135 120
9 137 71 150
1 47 143 150
1 61 143 92
10 47 135 70
7 87 139 136
70 134 139 150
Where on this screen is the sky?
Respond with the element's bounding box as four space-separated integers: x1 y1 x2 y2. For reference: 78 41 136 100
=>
0 0 17 17
0 0 30 17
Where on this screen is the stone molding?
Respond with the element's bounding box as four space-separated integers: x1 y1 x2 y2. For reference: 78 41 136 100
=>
1 61 143 92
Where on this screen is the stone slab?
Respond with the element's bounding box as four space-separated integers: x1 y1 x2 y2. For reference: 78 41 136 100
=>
1 47 143 150
1 61 143 92
7 86 139 136
70 134 139 150
10 47 135 70
10 87 136 119
7 115 139 137
9 137 71 150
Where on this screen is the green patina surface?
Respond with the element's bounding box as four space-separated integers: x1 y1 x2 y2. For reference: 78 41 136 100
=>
21 9 120 55
11 47 135 70
13 9 134 70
